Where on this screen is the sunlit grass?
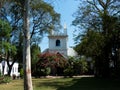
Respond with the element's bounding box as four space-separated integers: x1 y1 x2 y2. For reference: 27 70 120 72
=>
0 77 120 90
0 79 23 90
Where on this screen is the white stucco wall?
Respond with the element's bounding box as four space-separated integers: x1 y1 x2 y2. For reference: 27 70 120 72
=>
46 27 77 57
48 35 68 56
49 36 67 49
0 63 2 74
67 47 78 57
0 61 19 76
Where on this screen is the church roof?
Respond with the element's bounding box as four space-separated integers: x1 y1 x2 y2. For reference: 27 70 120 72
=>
67 47 78 57
42 47 78 57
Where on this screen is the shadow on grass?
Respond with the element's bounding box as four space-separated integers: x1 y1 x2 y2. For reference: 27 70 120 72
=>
33 78 74 89
34 77 120 90
57 77 120 90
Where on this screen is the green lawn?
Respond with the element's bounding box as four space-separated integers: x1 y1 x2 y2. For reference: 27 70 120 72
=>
0 77 120 90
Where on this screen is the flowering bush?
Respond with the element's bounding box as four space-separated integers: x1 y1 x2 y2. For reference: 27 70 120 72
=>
37 52 67 67
35 52 67 76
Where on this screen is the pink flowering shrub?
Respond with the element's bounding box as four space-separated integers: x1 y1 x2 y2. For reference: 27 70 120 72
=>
35 52 67 76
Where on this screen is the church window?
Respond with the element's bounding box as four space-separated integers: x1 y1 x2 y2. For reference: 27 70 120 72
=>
56 39 60 46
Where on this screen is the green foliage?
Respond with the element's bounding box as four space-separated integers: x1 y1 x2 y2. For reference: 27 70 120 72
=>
37 52 67 68
73 0 120 78
31 44 41 76
0 76 12 84
33 67 51 77
20 68 24 78
31 44 41 65
3 76 12 83
0 19 12 53
0 0 60 80
0 19 17 58
40 67 51 76
76 57 88 74
35 52 67 76
64 67 74 77
75 30 105 57
30 0 60 43
64 57 88 77
45 67 51 75
0 19 11 38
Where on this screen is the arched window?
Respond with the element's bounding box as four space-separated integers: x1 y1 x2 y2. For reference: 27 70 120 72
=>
56 39 60 46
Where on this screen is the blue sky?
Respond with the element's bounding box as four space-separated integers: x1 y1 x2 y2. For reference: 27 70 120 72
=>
40 0 79 51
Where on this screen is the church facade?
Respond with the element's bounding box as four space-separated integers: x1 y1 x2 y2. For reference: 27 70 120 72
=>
43 24 77 57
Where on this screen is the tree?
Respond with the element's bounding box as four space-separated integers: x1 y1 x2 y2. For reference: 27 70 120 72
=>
0 19 17 76
73 0 120 78
30 0 60 44
64 56 88 77
74 30 105 57
1 0 60 89
22 0 60 89
0 0 24 76
31 44 41 76
23 0 33 90
0 0 60 47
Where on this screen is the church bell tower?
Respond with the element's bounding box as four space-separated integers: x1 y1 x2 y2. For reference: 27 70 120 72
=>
48 24 68 56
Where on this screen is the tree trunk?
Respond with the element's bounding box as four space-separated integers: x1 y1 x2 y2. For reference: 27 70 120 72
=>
7 66 12 76
6 51 15 76
23 0 33 90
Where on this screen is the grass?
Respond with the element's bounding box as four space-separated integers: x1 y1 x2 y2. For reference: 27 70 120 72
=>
0 77 120 90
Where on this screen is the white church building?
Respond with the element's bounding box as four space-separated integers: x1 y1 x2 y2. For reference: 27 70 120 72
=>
43 24 78 57
0 60 20 77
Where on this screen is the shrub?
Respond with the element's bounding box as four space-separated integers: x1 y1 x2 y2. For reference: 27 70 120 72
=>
20 68 24 78
3 76 12 83
0 75 12 84
45 67 51 75
64 67 74 77
64 57 88 76
34 67 51 77
0 78 4 83
36 52 67 76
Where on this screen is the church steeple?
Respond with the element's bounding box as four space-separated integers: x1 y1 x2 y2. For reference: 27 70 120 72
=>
50 23 67 36
64 23 67 35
